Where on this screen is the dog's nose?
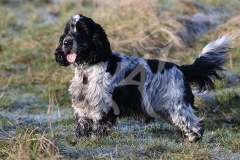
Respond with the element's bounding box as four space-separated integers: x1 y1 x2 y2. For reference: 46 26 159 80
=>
63 39 73 47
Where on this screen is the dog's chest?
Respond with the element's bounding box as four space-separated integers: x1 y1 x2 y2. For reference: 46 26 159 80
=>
69 71 88 106
68 63 113 119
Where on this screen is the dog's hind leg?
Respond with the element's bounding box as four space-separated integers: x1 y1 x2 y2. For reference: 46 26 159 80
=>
150 66 204 142
170 105 203 142
157 102 204 142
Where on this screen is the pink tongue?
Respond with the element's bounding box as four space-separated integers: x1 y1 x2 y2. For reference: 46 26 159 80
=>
67 53 77 63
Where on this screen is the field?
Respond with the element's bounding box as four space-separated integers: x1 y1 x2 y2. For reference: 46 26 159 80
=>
0 0 240 159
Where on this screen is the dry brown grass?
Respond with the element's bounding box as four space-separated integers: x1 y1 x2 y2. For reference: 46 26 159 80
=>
90 0 184 58
198 14 240 71
0 128 61 160
206 15 240 39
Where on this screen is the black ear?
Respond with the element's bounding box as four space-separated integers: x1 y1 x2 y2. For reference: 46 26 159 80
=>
91 23 112 62
54 20 71 66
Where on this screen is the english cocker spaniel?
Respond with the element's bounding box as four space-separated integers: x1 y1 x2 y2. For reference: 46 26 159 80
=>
54 14 235 145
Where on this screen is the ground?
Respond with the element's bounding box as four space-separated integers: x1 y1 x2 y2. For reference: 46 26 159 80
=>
0 0 240 159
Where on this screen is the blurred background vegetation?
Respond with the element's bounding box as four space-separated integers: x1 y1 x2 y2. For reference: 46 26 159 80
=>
0 0 240 159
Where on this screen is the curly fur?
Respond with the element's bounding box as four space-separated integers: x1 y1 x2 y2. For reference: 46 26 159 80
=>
54 14 236 145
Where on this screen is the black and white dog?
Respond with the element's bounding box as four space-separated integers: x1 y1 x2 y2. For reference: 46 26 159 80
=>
54 14 235 145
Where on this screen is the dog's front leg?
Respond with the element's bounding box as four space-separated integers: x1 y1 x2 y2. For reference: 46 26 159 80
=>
91 111 116 136
71 114 92 145
92 121 113 136
92 120 103 136
91 114 110 136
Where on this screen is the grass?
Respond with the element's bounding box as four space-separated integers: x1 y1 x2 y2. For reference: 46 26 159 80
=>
0 128 61 159
0 96 12 109
0 115 9 127
0 0 240 159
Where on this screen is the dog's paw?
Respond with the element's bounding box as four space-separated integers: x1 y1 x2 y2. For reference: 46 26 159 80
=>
70 140 77 146
186 133 203 142
70 137 86 146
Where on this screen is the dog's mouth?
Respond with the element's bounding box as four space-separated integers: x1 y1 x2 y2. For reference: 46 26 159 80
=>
64 47 90 67
66 53 77 63
66 52 89 67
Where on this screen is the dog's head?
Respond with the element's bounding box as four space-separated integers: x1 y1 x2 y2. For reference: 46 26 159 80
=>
54 14 112 67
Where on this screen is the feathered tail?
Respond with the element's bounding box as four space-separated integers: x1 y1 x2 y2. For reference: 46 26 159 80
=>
181 34 239 92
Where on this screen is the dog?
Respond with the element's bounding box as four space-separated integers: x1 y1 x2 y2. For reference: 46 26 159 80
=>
54 14 235 145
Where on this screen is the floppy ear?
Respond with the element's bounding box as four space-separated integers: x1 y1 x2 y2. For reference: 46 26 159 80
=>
54 20 71 66
91 23 112 62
